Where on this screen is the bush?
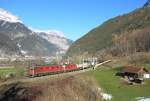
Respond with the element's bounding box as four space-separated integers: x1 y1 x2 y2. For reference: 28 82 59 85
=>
128 53 150 64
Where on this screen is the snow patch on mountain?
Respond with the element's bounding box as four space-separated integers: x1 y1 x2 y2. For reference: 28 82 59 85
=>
30 28 65 37
39 32 70 50
0 8 22 23
30 28 71 51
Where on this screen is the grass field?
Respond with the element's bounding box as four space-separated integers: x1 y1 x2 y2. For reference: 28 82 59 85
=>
0 66 28 78
85 66 150 101
0 67 16 77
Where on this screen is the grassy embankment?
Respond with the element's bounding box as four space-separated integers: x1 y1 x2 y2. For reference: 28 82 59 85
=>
84 65 150 101
0 67 15 76
0 74 101 101
0 66 26 80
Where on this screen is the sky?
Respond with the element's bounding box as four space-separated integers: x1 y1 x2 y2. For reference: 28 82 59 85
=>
0 0 147 41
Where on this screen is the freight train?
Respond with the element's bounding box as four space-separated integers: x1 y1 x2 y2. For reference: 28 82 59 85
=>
28 58 98 77
28 64 84 77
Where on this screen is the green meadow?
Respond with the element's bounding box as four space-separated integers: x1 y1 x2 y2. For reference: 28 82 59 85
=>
85 66 150 101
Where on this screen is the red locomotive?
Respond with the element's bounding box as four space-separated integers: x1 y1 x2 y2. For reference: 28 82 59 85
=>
28 64 81 77
28 58 98 77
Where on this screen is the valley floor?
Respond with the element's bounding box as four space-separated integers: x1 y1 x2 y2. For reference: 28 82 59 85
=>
0 59 150 101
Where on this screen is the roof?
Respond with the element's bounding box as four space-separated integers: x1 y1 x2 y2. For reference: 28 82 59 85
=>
123 66 148 74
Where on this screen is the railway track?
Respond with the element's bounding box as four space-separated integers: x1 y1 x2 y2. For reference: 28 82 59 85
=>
0 67 93 86
0 60 111 86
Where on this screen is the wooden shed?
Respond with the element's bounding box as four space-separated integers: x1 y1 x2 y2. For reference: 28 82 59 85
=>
116 65 150 84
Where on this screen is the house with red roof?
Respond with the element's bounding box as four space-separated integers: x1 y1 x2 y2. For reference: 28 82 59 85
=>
116 65 150 84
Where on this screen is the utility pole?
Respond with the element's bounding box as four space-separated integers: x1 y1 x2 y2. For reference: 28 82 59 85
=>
82 58 84 70
32 66 35 77
31 63 35 77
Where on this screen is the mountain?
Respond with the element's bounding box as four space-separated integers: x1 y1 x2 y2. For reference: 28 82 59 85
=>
36 30 73 54
0 8 22 23
144 0 150 7
0 8 72 57
67 1 150 56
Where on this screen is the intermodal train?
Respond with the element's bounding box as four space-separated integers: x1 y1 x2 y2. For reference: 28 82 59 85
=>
28 64 85 77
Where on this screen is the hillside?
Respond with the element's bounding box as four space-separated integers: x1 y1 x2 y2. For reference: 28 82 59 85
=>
0 75 100 101
67 6 150 56
0 33 18 56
